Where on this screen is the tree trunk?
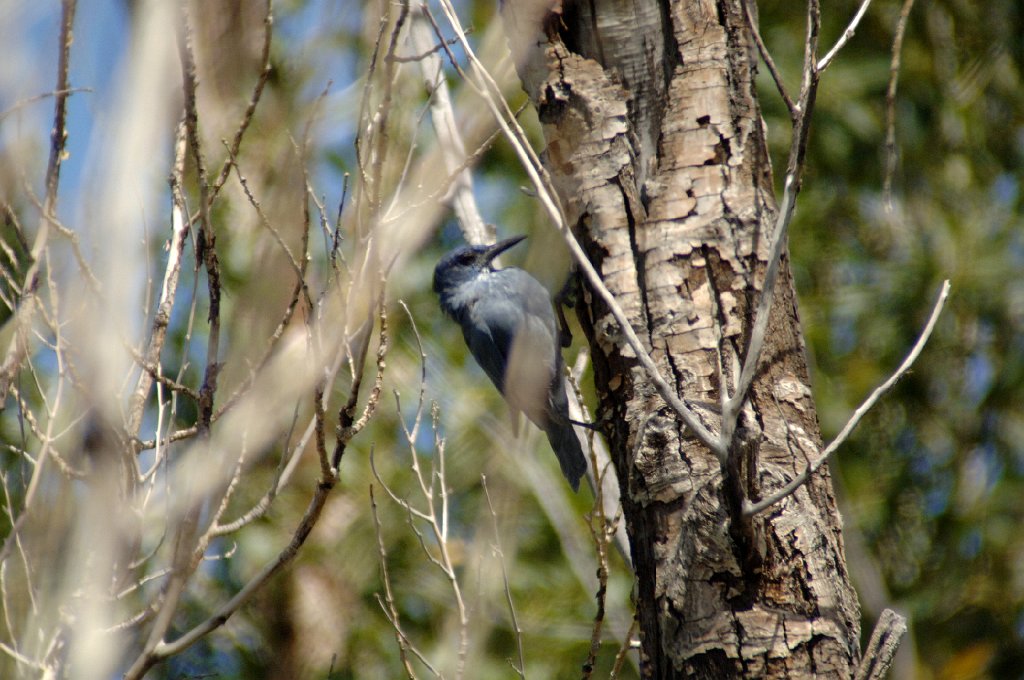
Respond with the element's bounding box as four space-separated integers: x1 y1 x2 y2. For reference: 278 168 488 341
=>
502 1 861 677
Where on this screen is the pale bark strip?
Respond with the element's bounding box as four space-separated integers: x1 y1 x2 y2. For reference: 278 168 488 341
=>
502 1 860 676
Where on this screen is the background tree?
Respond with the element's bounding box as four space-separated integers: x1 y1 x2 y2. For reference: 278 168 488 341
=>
0 0 1021 678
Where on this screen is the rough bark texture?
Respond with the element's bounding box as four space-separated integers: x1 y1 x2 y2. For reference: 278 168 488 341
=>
502 1 861 677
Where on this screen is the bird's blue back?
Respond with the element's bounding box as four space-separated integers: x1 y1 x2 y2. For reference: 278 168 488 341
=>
433 241 587 490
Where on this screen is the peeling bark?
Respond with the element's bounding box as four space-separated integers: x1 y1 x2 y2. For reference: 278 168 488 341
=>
503 1 861 677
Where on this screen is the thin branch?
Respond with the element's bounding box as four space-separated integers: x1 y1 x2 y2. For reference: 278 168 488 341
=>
482 477 526 680
817 0 874 72
178 11 221 438
432 3 553 198
370 448 432 524
194 431 251 563
371 485 420 679
367 0 410 216
583 469 612 679
609 617 639 679
567 353 631 569
382 89 432 220
0 640 44 672
8 385 85 479
0 87 91 123
124 475 337 678
127 344 200 401
36 206 102 294
211 0 274 196
720 172 794 445
227 144 307 282
883 0 917 209
742 0 796 118
352 11 388 227
43 0 77 214
392 32 468 62
745 280 950 516
134 425 199 453
18 182 103 295
0 0 77 402
333 287 389 468
331 173 349 268
375 386 470 678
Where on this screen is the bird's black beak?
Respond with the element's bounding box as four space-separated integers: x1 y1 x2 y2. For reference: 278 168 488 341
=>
482 235 527 264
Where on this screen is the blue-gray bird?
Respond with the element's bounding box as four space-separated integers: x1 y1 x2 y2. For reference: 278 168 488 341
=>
433 236 588 491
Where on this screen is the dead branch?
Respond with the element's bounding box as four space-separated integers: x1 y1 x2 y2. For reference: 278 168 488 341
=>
745 280 950 516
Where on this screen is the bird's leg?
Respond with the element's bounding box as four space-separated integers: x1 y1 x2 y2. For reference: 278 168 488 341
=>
548 401 602 432
569 417 602 431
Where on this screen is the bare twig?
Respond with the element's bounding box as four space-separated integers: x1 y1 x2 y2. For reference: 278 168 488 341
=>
20 186 102 294
745 280 950 516
0 87 91 122
375 396 470 678
609 617 639 679
0 639 44 672
178 10 221 438
331 173 350 268
742 0 796 118
583 464 613 679
817 0 874 72
367 0 410 216
371 485 420 679
352 12 388 225
211 0 274 196
392 32 467 62
43 0 77 215
227 145 307 282
482 477 526 679
123 473 338 678
567 353 631 569
333 287 389 468
0 0 77 402
883 0 917 209
127 343 200 402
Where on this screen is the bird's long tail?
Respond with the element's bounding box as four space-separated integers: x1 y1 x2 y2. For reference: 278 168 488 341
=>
544 421 588 492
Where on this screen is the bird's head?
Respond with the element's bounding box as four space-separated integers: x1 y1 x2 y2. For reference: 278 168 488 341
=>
432 235 526 295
